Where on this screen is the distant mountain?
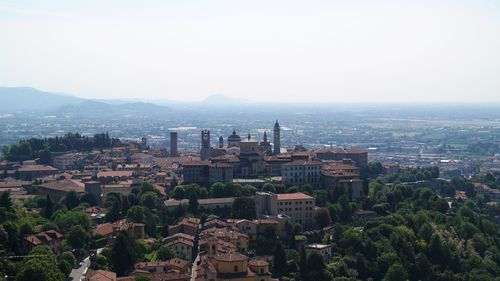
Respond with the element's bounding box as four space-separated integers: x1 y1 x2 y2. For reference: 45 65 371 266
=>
0 87 84 112
0 87 170 116
52 100 170 118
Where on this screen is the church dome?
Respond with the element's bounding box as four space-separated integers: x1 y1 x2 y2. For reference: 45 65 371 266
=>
228 129 241 141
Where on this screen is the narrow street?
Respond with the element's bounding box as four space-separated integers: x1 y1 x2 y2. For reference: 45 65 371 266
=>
68 248 104 281
190 253 200 281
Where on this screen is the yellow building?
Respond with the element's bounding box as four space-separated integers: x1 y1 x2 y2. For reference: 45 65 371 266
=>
201 238 273 281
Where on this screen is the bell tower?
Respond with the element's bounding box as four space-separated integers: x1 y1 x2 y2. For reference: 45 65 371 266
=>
200 129 211 160
273 120 280 155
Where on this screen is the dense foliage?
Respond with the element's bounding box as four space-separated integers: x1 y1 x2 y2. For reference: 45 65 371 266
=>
275 177 500 281
1 132 121 162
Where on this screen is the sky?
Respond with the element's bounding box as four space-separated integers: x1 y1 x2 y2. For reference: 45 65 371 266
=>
0 0 499 103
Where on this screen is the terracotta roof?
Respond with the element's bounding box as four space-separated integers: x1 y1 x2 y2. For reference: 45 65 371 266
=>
282 160 322 166
164 233 195 242
182 160 210 166
314 147 367 154
249 259 269 267
97 171 133 178
38 179 85 193
25 230 63 246
85 270 117 281
93 219 144 236
18 165 58 172
323 163 359 171
166 238 194 247
277 192 313 201
134 258 189 271
214 253 247 262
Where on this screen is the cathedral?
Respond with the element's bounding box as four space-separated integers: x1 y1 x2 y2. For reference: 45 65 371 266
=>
198 121 281 163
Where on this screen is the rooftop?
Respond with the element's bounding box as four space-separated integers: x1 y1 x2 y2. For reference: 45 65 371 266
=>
277 192 313 201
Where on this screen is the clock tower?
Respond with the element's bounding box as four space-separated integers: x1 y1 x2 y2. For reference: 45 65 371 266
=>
273 120 280 155
200 129 211 160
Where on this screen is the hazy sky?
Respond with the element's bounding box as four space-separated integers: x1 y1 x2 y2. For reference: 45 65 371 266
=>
1 0 499 103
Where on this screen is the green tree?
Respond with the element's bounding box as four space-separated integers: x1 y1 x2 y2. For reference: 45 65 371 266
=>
43 194 53 219
383 262 408 281
0 192 13 210
67 224 90 249
262 183 276 193
64 191 80 210
314 207 332 228
188 190 199 214
38 149 53 165
16 246 65 281
126 205 146 223
57 259 72 276
111 232 136 276
304 252 326 281
299 246 307 279
106 200 122 222
157 245 176 261
273 242 287 278
140 192 158 209
59 251 76 267
231 196 256 220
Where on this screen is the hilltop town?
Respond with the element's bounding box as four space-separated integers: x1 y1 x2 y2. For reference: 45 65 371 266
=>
0 120 499 281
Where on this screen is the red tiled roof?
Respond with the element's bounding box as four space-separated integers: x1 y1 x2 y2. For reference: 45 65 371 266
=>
85 270 117 281
282 160 322 166
277 192 313 201
18 165 58 172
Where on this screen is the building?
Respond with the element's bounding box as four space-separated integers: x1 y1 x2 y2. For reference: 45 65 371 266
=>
165 198 235 215
198 197 235 213
205 252 273 281
314 147 368 177
281 160 322 187
337 179 365 200
182 160 210 185
305 243 332 263
84 270 116 281
23 230 63 255
259 131 272 155
273 120 280 155
93 219 145 241
255 192 315 228
134 258 189 274
219 136 224 148
37 179 85 201
17 165 58 180
97 170 134 184
209 163 234 184
201 129 211 160
201 226 249 253
353 210 377 226
170 131 178 157
238 135 264 178
53 153 86 170
167 217 200 237
227 130 242 148
166 238 194 261
182 161 233 186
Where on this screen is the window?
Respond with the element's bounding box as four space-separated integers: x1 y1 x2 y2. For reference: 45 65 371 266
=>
234 265 239 272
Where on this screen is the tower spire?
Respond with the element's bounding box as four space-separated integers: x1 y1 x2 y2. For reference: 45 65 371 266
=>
273 120 280 155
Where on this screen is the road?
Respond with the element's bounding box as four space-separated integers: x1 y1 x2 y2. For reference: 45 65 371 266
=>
190 253 200 281
68 248 103 281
